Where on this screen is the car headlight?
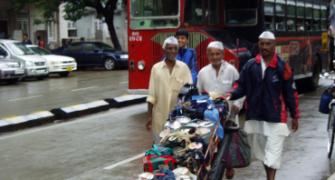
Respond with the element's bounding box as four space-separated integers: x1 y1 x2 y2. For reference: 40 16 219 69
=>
25 61 34 67
51 61 60 65
137 60 145 71
7 62 20 68
120 54 128 60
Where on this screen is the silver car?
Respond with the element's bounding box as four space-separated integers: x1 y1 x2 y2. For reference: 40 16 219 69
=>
0 46 24 83
0 40 48 79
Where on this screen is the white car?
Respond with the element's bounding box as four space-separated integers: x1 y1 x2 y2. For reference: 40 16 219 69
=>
26 45 77 77
0 46 24 83
0 40 48 79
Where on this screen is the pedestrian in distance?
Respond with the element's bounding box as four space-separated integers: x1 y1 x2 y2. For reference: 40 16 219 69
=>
197 41 244 179
22 33 32 45
37 36 46 48
146 36 193 144
227 31 300 180
175 29 198 84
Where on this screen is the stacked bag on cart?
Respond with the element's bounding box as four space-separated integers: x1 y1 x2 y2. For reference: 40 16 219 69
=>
140 84 230 179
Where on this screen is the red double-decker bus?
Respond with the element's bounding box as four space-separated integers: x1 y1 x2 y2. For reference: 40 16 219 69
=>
127 0 329 93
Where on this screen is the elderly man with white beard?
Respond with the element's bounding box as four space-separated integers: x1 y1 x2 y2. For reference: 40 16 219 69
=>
197 41 244 179
146 36 193 144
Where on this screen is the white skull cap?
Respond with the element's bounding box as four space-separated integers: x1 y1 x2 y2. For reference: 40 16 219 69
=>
259 31 276 40
162 36 179 49
207 41 224 50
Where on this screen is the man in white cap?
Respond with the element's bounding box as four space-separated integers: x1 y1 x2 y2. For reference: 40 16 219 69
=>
146 36 193 143
228 31 300 180
197 41 243 179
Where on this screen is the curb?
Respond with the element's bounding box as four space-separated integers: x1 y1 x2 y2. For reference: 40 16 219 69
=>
0 95 147 134
51 100 110 119
0 111 55 133
105 94 147 108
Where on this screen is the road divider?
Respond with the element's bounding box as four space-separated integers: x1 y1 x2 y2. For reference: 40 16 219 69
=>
51 100 110 119
105 94 147 108
0 111 55 133
0 94 147 134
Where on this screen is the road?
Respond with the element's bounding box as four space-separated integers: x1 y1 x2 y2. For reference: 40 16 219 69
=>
0 70 128 119
0 78 334 180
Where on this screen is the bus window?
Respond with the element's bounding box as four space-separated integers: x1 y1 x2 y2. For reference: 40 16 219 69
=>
297 2 304 18
321 5 327 30
305 4 313 19
275 2 285 17
287 1 295 18
287 1 296 31
274 0 285 31
184 0 220 25
224 0 258 26
287 19 295 31
208 0 220 25
185 0 203 25
130 0 179 29
264 1 274 30
264 2 274 16
312 5 321 31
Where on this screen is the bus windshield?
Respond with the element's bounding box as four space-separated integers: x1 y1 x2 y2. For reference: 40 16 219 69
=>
224 0 258 26
225 9 257 26
130 0 179 29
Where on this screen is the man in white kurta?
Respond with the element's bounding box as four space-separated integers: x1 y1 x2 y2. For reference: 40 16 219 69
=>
197 41 243 179
197 41 243 114
146 36 193 143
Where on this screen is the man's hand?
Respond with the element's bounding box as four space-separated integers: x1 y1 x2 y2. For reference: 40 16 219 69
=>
291 118 299 132
224 93 231 101
146 116 152 131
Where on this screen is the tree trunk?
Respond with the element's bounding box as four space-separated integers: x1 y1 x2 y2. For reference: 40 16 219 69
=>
104 0 122 50
105 16 122 50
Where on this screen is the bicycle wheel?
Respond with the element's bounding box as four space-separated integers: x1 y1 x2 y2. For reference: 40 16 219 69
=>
208 141 226 180
328 106 335 159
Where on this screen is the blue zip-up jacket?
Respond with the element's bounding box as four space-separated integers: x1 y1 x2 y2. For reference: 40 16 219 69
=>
231 54 300 123
176 47 198 84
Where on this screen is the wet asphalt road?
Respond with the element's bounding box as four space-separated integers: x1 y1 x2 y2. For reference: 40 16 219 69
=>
0 70 128 119
0 78 334 180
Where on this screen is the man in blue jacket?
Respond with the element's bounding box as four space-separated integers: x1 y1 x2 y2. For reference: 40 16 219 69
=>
175 29 198 84
228 31 300 180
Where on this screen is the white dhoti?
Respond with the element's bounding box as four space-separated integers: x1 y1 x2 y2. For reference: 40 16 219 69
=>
244 120 290 169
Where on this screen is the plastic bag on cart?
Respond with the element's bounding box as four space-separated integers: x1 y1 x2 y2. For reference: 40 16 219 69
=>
319 87 333 114
178 84 199 102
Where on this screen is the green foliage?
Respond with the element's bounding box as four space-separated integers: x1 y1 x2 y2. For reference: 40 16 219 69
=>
63 1 88 21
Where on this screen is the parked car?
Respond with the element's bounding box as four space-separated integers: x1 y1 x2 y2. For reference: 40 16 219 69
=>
26 45 77 77
0 46 24 84
52 42 128 70
0 40 48 79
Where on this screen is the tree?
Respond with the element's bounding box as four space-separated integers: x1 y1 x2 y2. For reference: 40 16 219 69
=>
12 0 122 50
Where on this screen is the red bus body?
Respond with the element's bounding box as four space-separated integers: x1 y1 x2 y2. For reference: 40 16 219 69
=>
127 0 329 92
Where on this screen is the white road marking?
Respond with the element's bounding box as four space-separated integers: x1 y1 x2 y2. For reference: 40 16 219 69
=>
8 95 43 102
103 153 144 170
298 94 304 98
71 86 97 92
119 81 128 85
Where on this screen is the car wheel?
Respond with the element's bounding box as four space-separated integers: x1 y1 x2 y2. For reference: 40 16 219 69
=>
7 78 20 84
59 72 70 77
37 75 48 80
104 58 116 70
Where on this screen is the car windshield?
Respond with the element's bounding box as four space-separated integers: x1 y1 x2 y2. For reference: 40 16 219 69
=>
30 47 51 55
96 43 114 51
8 43 35 55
